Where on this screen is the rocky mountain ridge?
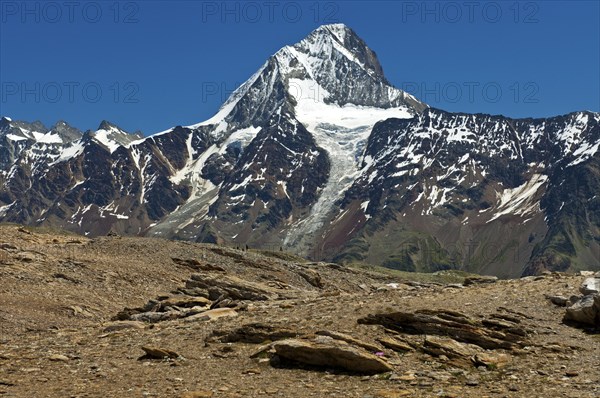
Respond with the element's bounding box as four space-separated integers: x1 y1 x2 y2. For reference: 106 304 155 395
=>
1 24 599 277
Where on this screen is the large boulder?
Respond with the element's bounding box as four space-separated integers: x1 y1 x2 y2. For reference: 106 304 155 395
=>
564 294 600 326
272 336 392 374
580 277 600 295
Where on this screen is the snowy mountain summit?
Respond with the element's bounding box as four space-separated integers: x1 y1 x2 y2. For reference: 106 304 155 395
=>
1 24 599 277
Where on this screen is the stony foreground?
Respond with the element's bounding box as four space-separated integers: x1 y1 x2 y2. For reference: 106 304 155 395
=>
0 225 599 397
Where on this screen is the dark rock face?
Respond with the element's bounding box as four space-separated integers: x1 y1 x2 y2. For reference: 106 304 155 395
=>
323 109 600 276
205 108 330 243
1 24 598 277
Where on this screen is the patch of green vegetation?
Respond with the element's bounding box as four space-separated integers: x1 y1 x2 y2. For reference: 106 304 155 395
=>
344 226 460 274
463 237 519 275
382 256 415 272
332 237 369 263
546 229 577 256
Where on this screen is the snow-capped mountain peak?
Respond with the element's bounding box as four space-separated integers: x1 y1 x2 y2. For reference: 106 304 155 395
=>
183 24 425 143
293 23 383 78
89 121 144 152
3 24 598 277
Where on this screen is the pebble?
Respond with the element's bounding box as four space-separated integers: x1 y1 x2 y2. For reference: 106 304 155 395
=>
180 391 213 398
465 378 479 386
48 354 70 362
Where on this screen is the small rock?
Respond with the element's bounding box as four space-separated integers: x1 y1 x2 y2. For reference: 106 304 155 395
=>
140 346 180 360
565 371 579 377
48 354 69 362
298 269 323 288
394 373 416 382
374 389 412 397
472 352 510 369
465 377 479 386
249 344 274 359
445 284 464 289
180 391 213 398
16 252 35 262
463 276 498 286
545 295 568 307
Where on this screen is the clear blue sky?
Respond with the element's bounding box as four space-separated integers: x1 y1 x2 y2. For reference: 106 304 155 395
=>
1 1 598 135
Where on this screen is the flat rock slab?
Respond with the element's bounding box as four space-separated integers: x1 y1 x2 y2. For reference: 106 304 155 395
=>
545 295 568 307
160 296 211 308
423 335 481 359
140 346 180 360
315 330 382 353
272 337 392 375
463 276 498 286
377 336 414 353
184 308 238 322
472 352 510 369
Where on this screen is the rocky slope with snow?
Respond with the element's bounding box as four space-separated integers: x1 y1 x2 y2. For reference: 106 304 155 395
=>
1 24 598 277
322 109 600 277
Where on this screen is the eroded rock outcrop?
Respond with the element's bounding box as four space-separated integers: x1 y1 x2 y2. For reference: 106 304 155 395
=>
358 309 529 350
